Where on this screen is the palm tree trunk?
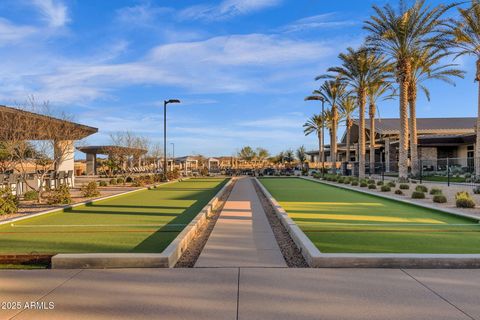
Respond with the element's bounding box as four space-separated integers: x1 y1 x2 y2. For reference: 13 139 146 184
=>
358 90 367 179
476 60 480 177
331 106 338 174
369 102 376 176
317 131 322 170
346 120 351 163
409 87 419 177
399 70 410 180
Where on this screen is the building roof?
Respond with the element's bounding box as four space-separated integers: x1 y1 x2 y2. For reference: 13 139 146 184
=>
353 117 476 134
418 133 476 147
0 105 98 140
77 145 147 155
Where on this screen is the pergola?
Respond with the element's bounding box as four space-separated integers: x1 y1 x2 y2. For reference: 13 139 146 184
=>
0 105 98 185
77 145 147 175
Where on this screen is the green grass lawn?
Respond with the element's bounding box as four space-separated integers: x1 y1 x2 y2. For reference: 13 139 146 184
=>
0 178 227 254
259 177 480 254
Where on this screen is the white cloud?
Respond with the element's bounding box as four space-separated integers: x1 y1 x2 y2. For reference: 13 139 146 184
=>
239 115 305 129
0 18 37 43
280 13 358 33
31 0 69 27
115 4 173 26
179 0 282 21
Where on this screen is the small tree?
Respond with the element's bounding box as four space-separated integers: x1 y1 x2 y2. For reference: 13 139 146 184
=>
296 146 307 170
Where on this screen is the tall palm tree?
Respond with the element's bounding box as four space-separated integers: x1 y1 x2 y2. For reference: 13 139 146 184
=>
324 47 388 178
364 0 455 179
313 80 347 173
448 0 480 175
322 109 336 169
408 47 465 176
367 75 394 175
303 113 326 168
338 95 357 163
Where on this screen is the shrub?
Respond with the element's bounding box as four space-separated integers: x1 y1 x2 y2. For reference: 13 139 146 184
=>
429 188 442 195
473 186 480 195
46 184 72 205
455 192 475 208
23 190 38 201
411 191 425 199
99 181 108 187
380 185 391 192
368 184 376 189
376 181 384 186
126 176 133 183
387 181 396 188
313 173 321 179
360 182 368 187
109 178 117 185
433 195 447 203
415 185 428 193
337 177 345 183
351 181 359 186
399 184 409 190
132 179 146 187
0 188 19 214
81 181 101 198
368 179 375 184
394 189 403 195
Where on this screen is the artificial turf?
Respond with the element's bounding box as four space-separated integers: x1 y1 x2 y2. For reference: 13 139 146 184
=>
0 178 227 254
259 177 480 253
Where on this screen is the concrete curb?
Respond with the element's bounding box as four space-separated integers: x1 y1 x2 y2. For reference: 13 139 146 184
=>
51 178 232 269
256 177 480 268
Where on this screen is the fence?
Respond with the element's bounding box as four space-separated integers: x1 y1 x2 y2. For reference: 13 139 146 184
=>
340 157 479 186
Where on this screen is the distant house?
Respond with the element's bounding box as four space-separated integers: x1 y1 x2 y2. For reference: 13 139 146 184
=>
307 117 476 169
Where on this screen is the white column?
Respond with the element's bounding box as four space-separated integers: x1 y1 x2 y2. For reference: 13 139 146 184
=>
54 140 75 186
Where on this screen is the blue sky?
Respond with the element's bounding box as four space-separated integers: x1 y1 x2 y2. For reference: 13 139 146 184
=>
0 0 476 158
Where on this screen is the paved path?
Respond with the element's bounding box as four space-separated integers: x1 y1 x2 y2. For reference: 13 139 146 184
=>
195 177 286 267
1 268 479 320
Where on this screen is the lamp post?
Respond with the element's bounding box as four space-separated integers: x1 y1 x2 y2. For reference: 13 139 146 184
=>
304 95 325 177
163 99 181 180
170 142 175 171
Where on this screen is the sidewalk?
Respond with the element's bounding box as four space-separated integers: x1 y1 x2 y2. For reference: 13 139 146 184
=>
195 177 286 267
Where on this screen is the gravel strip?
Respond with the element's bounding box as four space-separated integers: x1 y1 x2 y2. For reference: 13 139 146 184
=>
253 180 309 268
175 178 237 268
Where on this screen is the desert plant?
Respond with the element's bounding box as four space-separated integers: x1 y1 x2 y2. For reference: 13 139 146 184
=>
81 181 101 198
411 191 425 199
394 189 403 195
455 192 475 208
109 178 117 185
473 186 480 195
380 185 391 192
415 185 428 193
399 184 409 190
351 181 359 186
387 181 396 188
368 184 376 189
99 180 108 187
376 180 384 186
368 179 375 184
429 188 442 195
360 182 368 187
46 184 72 205
433 195 447 203
23 190 38 201
0 188 19 214
126 176 133 183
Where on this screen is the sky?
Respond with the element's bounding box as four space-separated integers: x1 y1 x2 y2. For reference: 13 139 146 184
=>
0 0 477 159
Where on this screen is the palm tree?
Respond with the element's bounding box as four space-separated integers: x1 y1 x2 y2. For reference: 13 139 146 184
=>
303 113 326 168
255 147 270 168
322 109 336 169
339 95 357 163
313 80 347 173
408 47 465 176
284 149 295 166
364 0 455 179
296 146 307 170
324 47 387 178
447 1 480 175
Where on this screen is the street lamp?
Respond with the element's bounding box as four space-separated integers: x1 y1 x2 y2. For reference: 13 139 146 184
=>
163 99 181 180
170 142 175 171
304 95 325 177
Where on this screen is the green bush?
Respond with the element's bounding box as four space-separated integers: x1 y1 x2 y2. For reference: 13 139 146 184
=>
394 189 403 195
387 181 396 188
473 186 480 194
429 188 442 195
368 179 375 184
360 182 368 187
433 195 447 203
0 188 19 214
351 181 359 186
337 177 345 183
99 181 108 187
411 191 425 199
455 192 475 208
399 184 410 190
132 179 145 187
109 178 117 185
380 185 391 192
46 184 72 205
81 181 101 198
415 185 428 193
368 184 376 189
126 176 133 183
23 190 38 201
376 180 384 186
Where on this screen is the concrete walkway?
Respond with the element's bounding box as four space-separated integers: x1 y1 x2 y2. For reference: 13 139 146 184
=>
2 268 479 319
195 177 286 267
